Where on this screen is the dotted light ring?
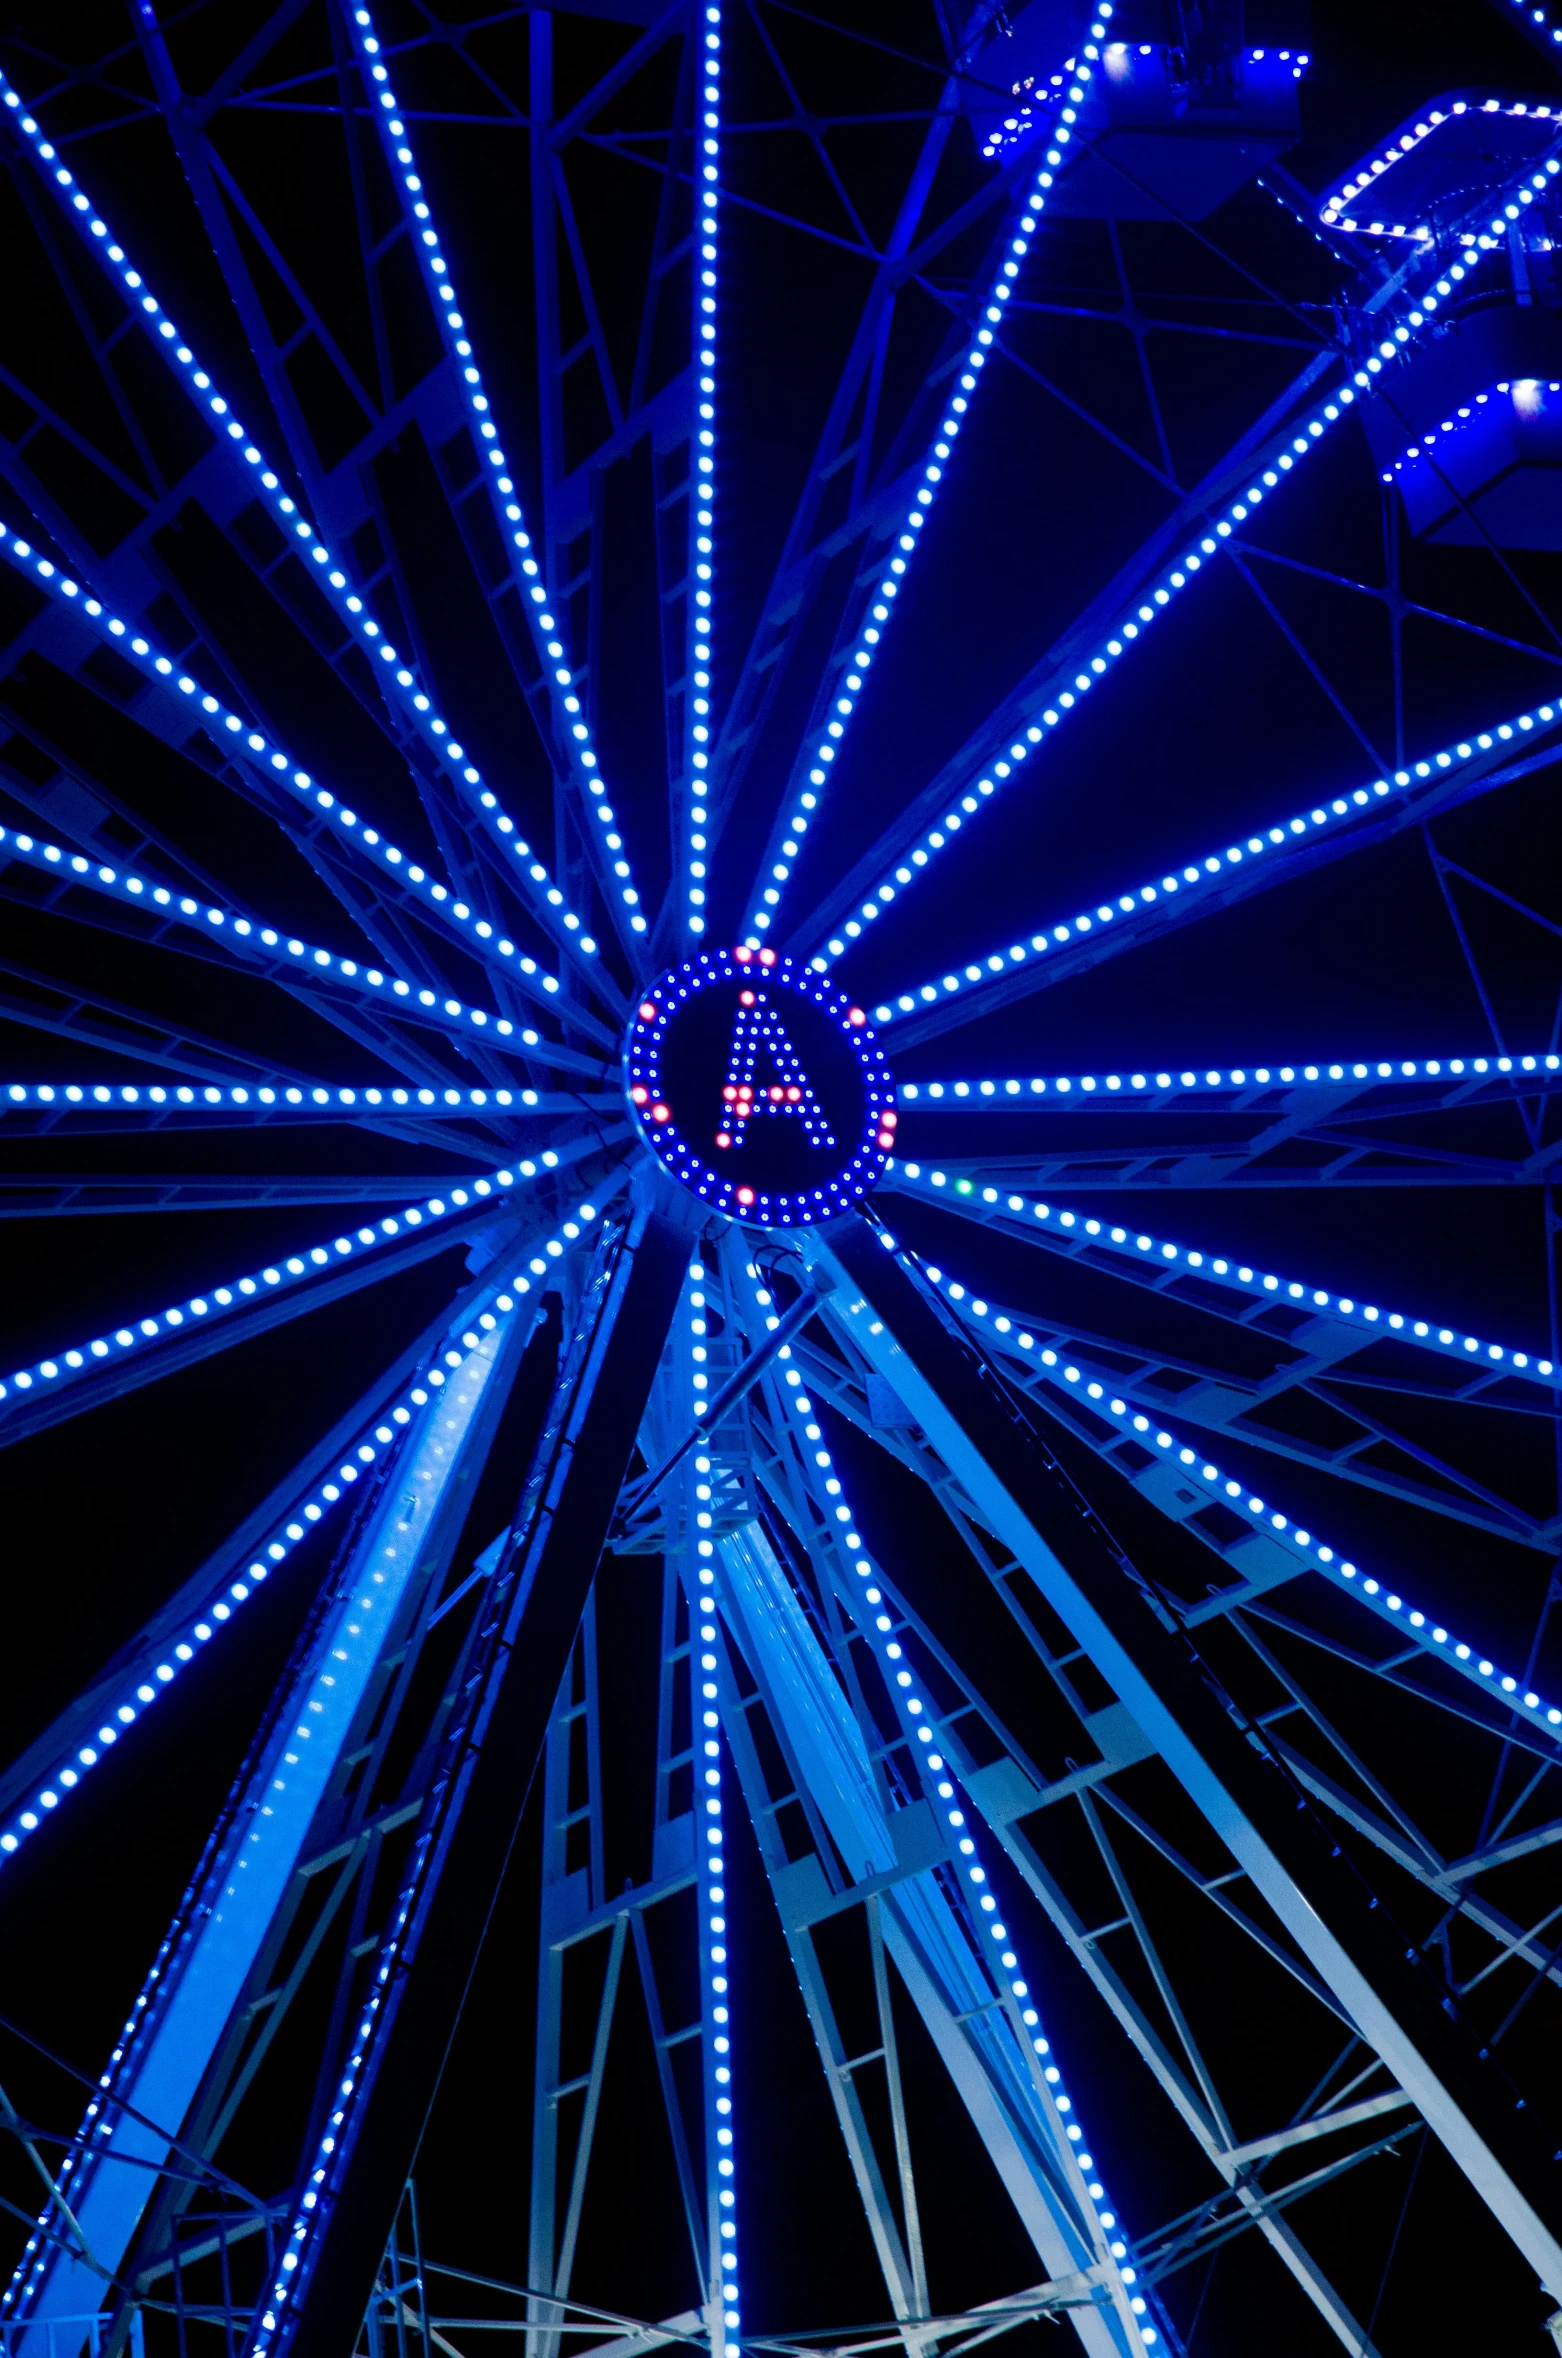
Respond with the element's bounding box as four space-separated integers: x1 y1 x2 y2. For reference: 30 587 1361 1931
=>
624 948 894 1225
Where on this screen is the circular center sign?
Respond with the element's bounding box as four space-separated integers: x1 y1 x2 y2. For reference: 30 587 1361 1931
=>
624 948 896 1226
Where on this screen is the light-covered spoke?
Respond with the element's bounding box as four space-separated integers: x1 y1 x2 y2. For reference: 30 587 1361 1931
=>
0 71 621 985
741 1257 1157 2351
685 1261 747 2352
0 819 605 1073
0 1144 595 1421
808 172 1562 969
0 1189 608 1869
885 1240 1548 1548
906 1251 1562 1743
885 1161 1558 1384
0 527 611 1037
343 5 649 948
1497 0 1562 55
0 1078 612 1124
872 695 1562 1033
743 5 1118 946
682 5 722 943
896 1053 1562 1103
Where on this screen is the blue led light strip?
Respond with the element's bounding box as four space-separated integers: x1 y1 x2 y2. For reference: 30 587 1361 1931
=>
1497 0 1562 54
885 1160 1558 1382
1379 379 1562 489
243 1231 647 2358
814 167 1562 965
1256 167 1343 261
0 526 588 1024
0 1200 604 1868
1320 98 1561 240
342 6 647 943
742 5 1118 946
747 1279 1155 2351
0 1149 577 1414
686 1260 744 2355
870 694 1562 1023
1 1080 566 1115
906 1252 1562 1741
0 79 610 974
3 1208 614 2335
0 818 566 1064
897 1053 1562 1100
684 6 721 941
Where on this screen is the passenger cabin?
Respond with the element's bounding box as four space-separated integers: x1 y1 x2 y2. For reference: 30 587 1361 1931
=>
967 0 1307 220
1329 94 1562 545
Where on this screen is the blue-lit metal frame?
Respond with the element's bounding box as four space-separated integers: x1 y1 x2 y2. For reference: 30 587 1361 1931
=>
0 7 1560 2358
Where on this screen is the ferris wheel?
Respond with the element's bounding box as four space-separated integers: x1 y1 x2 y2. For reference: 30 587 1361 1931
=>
1 1 1561 2353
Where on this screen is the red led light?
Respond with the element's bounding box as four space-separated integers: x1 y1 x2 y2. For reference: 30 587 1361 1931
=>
758 948 776 965
739 988 756 1007
848 1006 866 1026
651 1102 671 1123
638 1001 658 1022
716 1132 732 1149
734 946 753 962
630 1085 649 1105
881 1109 897 1127
736 1186 755 1207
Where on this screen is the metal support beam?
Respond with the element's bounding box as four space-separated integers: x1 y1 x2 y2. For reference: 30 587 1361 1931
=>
526 1561 708 2358
276 1176 693 2358
7 1287 540 2358
0 1259 515 1832
806 1217 1562 2302
714 1514 1139 2358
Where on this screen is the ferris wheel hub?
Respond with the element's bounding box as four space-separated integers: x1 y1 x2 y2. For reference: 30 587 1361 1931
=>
623 947 895 1226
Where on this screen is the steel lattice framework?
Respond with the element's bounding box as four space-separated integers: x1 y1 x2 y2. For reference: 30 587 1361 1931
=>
0 3 1561 2356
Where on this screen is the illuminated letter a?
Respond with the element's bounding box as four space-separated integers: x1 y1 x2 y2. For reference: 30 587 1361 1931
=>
715 992 835 1150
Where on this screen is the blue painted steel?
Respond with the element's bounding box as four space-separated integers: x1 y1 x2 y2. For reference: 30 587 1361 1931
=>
715 1521 1140 2357
808 1221 1562 2302
0 1288 467 1836
3 1312 531 2354
255 1185 692 2358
